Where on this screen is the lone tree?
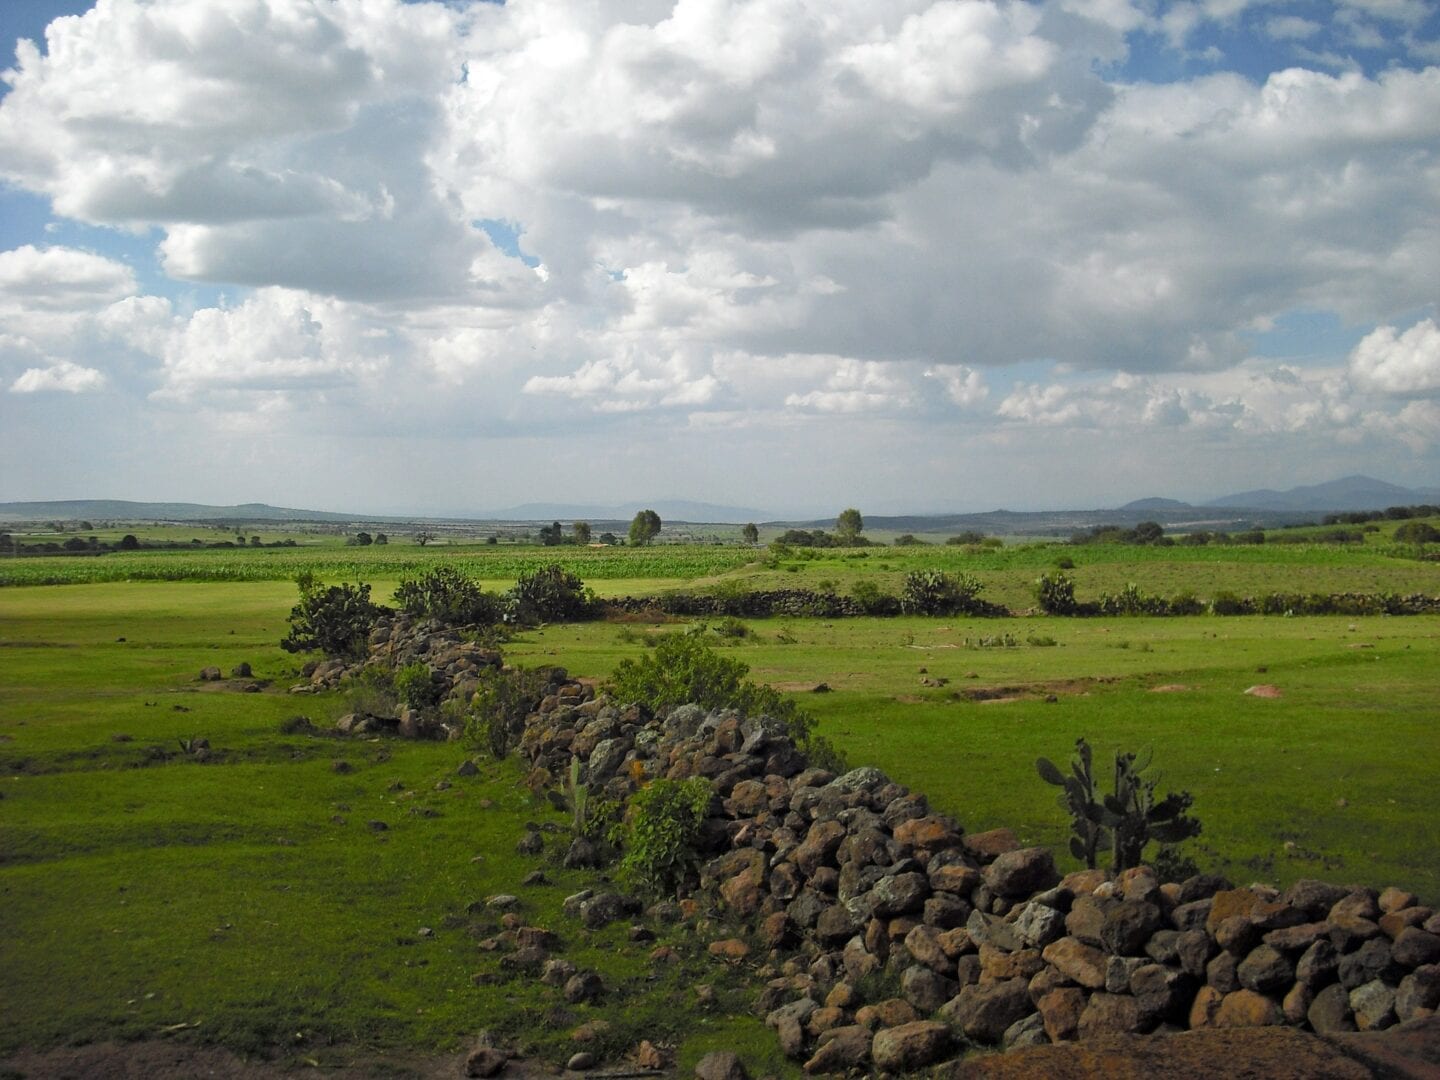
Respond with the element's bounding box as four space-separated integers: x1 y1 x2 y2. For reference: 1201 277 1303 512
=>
741 522 759 545
539 520 564 546
629 509 662 546
836 508 864 542
573 520 592 544
414 529 436 546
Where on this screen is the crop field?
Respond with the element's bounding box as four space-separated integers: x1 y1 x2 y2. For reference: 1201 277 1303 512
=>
1 533 1438 1069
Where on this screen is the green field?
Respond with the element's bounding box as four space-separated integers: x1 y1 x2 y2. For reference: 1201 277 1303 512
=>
2 536 1438 1066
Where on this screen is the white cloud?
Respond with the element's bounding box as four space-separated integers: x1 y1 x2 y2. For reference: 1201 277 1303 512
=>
0 245 135 310
1349 319 1440 396
1266 16 1322 41
10 360 107 393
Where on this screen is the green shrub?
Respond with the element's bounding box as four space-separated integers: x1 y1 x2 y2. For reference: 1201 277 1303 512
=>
900 570 984 615
344 666 399 718
1034 572 1079 615
711 616 752 640
393 567 504 627
280 573 382 658
507 564 595 624
394 661 444 711
851 579 899 615
607 631 845 772
466 666 551 758
617 777 715 895
1210 591 1253 616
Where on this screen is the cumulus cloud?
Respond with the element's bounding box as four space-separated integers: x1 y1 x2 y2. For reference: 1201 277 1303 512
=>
0 245 135 309
1350 319 1440 396
10 360 107 393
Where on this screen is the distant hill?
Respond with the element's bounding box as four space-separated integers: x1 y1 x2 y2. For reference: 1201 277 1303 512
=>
0 499 362 523
1120 497 1193 512
1206 475 1440 512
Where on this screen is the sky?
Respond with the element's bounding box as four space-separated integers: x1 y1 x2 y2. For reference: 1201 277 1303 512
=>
1 0 1438 518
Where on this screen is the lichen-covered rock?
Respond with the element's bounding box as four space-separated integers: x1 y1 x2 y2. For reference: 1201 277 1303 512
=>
1078 992 1148 1038
1238 944 1295 994
1038 987 1088 1042
1043 937 1109 989
984 848 1060 899
802 1025 871 1073
1350 979 1397 1031
1215 989 1281 1028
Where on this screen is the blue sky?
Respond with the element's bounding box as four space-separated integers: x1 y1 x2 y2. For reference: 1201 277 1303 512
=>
1 0 1437 516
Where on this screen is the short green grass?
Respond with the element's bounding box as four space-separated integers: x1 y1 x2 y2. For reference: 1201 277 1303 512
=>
0 583 788 1067
2 554 1438 1068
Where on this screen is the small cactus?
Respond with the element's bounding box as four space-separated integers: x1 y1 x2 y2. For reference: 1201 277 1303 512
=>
1037 738 1200 873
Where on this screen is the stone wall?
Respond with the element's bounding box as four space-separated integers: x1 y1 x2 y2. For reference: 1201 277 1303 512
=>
518 697 1440 1073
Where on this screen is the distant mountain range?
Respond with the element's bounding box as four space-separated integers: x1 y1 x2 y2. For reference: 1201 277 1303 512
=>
0 476 1434 529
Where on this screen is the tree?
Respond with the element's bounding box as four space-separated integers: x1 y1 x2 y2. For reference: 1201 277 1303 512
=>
351 531 373 547
374 532 388 545
573 520 592 545
118 534 140 550
741 522 759 545
539 520 564 546
414 529 436 546
836 508 863 542
629 509 662 546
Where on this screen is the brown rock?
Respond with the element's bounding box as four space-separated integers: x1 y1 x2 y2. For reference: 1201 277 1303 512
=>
1379 887 1418 914
794 820 846 876
465 1046 508 1078
964 827 1021 859
984 847 1060 898
708 938 750 962
1066 895 1112 947
1207 951 1240 994
854 998 920 1030
1350 980 1397 1031
871 1021 953 1071
1330 915 1383 952
1043 937 1108 989
1206 889 1261 935
1215 989 1281 1028
930 864 983 896
905 924 952 974
1238 944 1295 994
1379 906 1433 940
1330 890 1380 922
1078 993 1147 1038
901 964 957 1013
1038 987 1088 1042
894 814 963 855
981 945 1046 984
1102 900 1163 956
1283 981 1313 1025
1396 966 1440 1021
634 1040 665 1069
1176 929 1216 979
1189 985 1223 1029
1264 921 1331 953
806 1006 847 1037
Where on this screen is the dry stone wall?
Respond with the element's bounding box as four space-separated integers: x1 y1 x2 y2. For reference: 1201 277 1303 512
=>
519 696 1440 1073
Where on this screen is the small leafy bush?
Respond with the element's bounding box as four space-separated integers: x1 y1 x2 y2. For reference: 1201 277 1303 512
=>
344 666 399 718
281 572 383 658
850 579 900 615
617 777 715 895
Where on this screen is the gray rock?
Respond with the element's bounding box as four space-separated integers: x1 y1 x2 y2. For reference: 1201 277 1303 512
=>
1014 902 1066 949
694 1050 748 1080
948 976 1033 1044
871 872 930 917
1102 900 1162 956
1349 979 1397 1031
563 971 604 1004
566 1052 596 1071
871 1020 953 1070
1338 937 1399 990
1308 982 1356 1033
802 1026 871 1073
901 964 957 1014
1296 938 1340 987
1106 955 1147 994
1237 944 1294 994
1395 965 1440 1021
1394 928 1440 969
1003 1010 1050 1051
984 847 1060 898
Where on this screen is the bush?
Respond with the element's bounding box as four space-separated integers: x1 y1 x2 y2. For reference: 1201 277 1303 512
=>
280 573 383 658
851 579 900 615
466 666 552 759
900 570 984 615
1395 521 1440 544
507 564 594 624
344 666 399 718
1034 572 1079 615
617 777 715 895
1210 591 1253 615
607 631 845 771
394 567 504 627
395 661 444 711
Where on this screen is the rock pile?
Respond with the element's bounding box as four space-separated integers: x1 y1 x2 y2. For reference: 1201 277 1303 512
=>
517 699 1440 1072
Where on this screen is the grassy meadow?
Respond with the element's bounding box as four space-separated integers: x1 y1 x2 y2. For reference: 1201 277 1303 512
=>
2 528 1438 1066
